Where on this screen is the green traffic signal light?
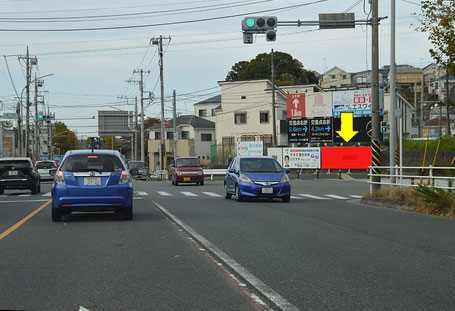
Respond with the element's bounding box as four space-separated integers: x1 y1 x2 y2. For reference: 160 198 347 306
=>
38 115 43 119
246 18 255 27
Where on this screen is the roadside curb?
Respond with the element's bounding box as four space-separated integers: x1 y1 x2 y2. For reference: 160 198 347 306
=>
360 197 415 211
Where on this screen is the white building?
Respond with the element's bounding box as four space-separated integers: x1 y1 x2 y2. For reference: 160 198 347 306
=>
319 66 352 89
193 95 221 123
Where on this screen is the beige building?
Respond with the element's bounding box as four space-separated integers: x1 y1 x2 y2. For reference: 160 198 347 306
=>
193 95 221 123
147 115 215 170
319 66 351 89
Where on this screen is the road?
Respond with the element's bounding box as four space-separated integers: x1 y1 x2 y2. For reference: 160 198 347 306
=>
1 178 454 310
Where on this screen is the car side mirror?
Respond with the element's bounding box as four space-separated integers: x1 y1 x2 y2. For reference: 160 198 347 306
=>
285 168 291 174
228 168 236 174
130 169 139 175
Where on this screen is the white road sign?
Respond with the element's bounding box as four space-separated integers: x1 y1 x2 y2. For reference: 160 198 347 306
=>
305 92 332 117
282 147 321 169
237 141 263 156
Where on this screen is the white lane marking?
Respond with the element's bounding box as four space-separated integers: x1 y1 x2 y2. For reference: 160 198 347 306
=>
42 192 51 197
0 199 50 204
180 191 198 197
325 194 349 200
0 195 6 198
202 192 222 197
79 306 90 311
135 191 148 196
157 191 172 196
349 195 363 198
298 194 330 200
290 196 301 199
19 194 31 197
152 200 299 311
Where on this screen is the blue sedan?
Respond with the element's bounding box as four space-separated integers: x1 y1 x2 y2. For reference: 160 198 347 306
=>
224 156 291 202
51 149 133 221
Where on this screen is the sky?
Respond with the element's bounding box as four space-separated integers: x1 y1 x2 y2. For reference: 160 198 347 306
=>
0 0 433 139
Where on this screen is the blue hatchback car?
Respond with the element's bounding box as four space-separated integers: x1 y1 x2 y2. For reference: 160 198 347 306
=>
51 149 133 221
224 156 291 202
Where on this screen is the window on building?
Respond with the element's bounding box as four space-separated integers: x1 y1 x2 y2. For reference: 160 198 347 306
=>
222 136 234 145
211 108 216 116
199 109 207 117
181 131 189 139
342 74 347 79
166 132 173 140
330 75 336 79
282 110 287 120
235 112 246 124
241 95 246 99
260 111 269 123
201 133 212 141
154 132 160 140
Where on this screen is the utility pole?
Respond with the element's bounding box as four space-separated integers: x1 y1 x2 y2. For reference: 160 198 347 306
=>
371 0 381 190
389 0 397 184
34 74 39 161
135 96 138 161
446 66 451 136
25 47 31 158
47 108 52 159
131 70 151 163
173 90 177 159
16 101 22 156
152 35 171 171
271 49 277 147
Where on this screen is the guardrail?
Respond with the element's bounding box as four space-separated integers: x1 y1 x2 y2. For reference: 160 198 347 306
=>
204 169 227 180
367 165 455 192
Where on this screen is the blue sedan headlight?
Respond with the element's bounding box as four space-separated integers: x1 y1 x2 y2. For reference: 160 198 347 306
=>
280 174 289 184
239 174 253 183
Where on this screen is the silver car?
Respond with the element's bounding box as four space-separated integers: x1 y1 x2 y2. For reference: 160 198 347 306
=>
35 160 58 181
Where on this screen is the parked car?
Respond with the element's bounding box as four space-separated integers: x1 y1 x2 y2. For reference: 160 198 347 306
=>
127 161 147 180
35 160 58 181
224 156 291 202
51 149 133 221
170 157 204 186
0 157 41 194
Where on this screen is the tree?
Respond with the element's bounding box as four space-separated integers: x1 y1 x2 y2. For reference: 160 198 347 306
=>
52 122 78 154
225 51 318 85
417 0 455 135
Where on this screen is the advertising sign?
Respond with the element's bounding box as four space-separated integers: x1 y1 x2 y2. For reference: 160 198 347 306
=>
321 147 372 169
287 93 305 118
309 118 333 142
267 148 283 166
333 116 383 143
282 147 321 169
288 118 309 143
236 141 263 156
332 89 372 116
305 92 332 117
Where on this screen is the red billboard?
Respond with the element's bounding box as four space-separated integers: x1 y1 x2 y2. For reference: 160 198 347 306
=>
287 93 305 118
321 146 372 169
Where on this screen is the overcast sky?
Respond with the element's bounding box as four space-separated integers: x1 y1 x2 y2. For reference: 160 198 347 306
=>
0 0 432 138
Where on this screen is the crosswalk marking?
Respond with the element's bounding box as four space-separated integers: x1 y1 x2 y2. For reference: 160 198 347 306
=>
157 191 172 196
19 194 31 197
298 194 330 200
180 191 198 197
42 192 51 197
325 194 349 200
202 192 222 197
135 191 148 196
349 195 363 199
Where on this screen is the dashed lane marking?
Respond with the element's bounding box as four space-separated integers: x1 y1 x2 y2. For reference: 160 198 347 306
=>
325 194 350 200
157 191 172 196
18 194 31 197
134 191 148 196
42 192 51 197
290 196 302 199
202 192 222 197
349 195 363 198
180 191 198 197
298 194 330 200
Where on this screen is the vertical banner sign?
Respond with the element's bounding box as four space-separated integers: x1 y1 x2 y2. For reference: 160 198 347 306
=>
236 141 264 156
305 92 333 117
287 93 306 118
267 147 284 166
332 89 372 116
288 118 309 143
309 118 333 142
282 147 321 169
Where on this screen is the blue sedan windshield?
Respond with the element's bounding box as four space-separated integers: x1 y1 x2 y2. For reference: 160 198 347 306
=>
240 158 283 173
60 154 125 172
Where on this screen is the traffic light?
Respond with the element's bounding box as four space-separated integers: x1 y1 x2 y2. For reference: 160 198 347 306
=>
38 114 43 119
241 16 277 43
380 121 387 133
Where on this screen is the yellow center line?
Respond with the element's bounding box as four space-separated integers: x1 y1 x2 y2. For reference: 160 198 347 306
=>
0 199 52 241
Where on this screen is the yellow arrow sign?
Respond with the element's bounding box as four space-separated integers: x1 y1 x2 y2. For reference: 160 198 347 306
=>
336 112 358 142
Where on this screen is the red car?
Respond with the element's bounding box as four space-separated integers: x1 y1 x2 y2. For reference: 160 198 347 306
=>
170 157 204 186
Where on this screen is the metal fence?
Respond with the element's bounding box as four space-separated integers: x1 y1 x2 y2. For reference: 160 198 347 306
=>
368 165 455 192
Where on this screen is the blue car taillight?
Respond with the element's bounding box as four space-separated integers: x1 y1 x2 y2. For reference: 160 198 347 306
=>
56 171 66 185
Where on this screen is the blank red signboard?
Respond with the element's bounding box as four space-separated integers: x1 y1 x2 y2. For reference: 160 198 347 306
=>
321 147 372 169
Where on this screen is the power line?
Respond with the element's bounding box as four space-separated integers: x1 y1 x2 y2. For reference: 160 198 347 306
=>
0 0 327 32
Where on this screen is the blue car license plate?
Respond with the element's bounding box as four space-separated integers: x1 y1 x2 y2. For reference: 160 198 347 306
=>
84 177 101 186
262 187 273 194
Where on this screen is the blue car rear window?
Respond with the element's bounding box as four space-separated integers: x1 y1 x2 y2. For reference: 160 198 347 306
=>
60 154 124 172
240 158 283 173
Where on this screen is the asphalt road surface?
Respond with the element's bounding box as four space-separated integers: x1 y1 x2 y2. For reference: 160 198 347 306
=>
1 178 454 311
